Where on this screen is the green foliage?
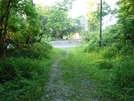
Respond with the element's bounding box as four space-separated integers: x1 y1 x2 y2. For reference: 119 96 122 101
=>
86 0 111 31
113 61 134 89
0 0 41 58
59 48 99 100
0 57 49 100
0 57 45 81
0 43 57 101
117 0 134 43
6 42 52 60
84 43 99 53
101 47 117 58
82 31 99 52
96 60 113 69
29 42 52 59
102 24 120 45
59 43 134 101
36 1 83 39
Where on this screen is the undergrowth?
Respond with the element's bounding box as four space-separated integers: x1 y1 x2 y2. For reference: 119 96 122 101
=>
0 43 60 101
59 43 134 101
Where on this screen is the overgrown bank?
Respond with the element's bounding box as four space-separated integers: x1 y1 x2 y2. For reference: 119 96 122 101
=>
0 43 61 101
59 44 134 101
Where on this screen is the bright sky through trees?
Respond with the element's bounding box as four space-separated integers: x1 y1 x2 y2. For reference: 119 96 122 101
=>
33 0 118 28
33 0 117 18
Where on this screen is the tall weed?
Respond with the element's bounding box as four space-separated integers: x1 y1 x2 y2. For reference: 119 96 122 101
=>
59 43 134 101
112 61 134 100
0 47 59 101
0 56 51 101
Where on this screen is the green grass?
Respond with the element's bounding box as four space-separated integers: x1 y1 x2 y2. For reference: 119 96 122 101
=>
0 43 61 101
58 47 101 100
58 44 134 101
1 41 134 101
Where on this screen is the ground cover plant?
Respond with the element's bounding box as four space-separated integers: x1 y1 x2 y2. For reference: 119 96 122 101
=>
0 43 62 101
1 0 134 100
58 43 134 101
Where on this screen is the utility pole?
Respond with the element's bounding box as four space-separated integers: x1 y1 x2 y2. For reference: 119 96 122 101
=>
99 0 102 47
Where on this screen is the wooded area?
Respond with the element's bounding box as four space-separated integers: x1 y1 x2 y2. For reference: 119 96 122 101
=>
0 0 134 100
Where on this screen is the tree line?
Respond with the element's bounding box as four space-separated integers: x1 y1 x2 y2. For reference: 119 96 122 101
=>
0 0 84 59
85 0 134 47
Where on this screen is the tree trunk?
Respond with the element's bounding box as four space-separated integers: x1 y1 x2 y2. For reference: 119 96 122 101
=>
99 0 102 47
0 0 11 59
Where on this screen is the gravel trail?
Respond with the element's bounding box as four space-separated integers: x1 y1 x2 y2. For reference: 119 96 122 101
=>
41 51 73 101
40 40 99 101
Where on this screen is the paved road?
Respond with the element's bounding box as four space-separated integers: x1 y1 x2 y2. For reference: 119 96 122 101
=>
50 39 81 49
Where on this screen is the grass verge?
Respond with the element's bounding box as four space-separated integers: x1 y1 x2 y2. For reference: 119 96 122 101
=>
58 44 134 101
0 46 62 101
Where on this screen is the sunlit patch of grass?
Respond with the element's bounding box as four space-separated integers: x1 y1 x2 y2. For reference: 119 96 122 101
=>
58 44 134 101
58 47 101 100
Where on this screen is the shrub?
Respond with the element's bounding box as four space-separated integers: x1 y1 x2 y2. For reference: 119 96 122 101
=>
97 60 113 69
101 47 117 59
101 60 134 101
0 56 51 100
0 57 44 83
83 42 99 53
7 42 52 59
28 42 52 59
113 61 134 91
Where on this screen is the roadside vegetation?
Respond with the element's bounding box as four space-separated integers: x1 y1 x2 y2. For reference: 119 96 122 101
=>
59 1 134 100
0 0 134 101
0 43 57 101
59 41 134 101
0 0 80 100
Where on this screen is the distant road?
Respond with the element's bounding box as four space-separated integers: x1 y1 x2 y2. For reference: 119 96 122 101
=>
50 39 81 49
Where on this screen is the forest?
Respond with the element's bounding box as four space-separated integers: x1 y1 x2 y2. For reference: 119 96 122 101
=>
0 0 134 101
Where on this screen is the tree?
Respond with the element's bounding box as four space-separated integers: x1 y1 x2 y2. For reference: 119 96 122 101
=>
42 0 77 39
0 0 40 58
86 0 111 31
86 0 99 31
99 0 102 47
35 4 48 42
0 0 14 58
86 0 111 47
60 16 83 38
44 6 66 38
117 0 134 43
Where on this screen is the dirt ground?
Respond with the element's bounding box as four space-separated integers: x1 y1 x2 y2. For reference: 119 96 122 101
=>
40 40 99 101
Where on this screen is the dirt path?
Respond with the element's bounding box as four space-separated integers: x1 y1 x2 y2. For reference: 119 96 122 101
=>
40 40 99 101
41 51 73 101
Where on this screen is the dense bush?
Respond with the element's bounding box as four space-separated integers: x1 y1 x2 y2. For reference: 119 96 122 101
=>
112 61 134 100
29 42 52 59
84 42 99 53
0 57 44 83
67 42 134 101
0 42 54 101
7 42 52 59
